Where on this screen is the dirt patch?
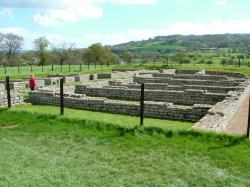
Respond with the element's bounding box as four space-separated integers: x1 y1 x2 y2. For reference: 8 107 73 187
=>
1 125 19 129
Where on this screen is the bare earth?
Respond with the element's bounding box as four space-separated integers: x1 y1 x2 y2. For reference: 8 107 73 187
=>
2 125 19 129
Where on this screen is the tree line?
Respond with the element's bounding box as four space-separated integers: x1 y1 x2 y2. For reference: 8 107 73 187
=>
0 33 120 67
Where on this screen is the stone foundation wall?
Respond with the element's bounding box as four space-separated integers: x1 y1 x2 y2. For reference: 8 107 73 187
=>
0 93 23 107
75 74 91 82
9 81 28 90
45 77 60 85
193 79 250 134
152 73 229 81
75 85 227 105
133 76 242 87
0 83 5 91
63 76 75 83
108 81 241 94
29 91 211 122
174 69 246 78
205 70 246 78
97 73 112 79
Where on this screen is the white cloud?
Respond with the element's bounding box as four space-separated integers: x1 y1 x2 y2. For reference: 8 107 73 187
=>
2 18 250 49
215 0 228 7
0 0 158 8
81 18 250 46
0 8 12 18
107 0 157 4
0 0 158 26
33 4 102 26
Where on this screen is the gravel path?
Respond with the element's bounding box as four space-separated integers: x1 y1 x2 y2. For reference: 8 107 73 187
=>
225 93 249 135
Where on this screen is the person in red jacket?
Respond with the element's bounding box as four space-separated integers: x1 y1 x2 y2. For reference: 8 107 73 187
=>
29 74 36 91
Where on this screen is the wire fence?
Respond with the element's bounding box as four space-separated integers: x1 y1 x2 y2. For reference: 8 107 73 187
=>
0 64 113 75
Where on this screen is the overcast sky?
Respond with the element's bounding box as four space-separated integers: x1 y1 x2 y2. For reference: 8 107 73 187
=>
0 0 250 49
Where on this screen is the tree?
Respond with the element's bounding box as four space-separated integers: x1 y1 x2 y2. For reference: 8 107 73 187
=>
1 33 24 66
124 51 134 65
51 42 76 66
175 50 187 66
237 55 244 67
34 37 49 66
82 43 119 66
0 33 5 65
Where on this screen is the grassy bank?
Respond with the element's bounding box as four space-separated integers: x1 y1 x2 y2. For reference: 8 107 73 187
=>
0 105 250 186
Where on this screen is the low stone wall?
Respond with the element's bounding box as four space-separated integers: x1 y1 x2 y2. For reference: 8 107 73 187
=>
152 73 229 81
108 81 241 94
75 85 227 105
9 81 28 90
175 70 199 74
75 74 91 82
0 83 5 91
194 79 250 134
63 76 75 83
159 69 176 74
133 76 242 87
205 70 246 78
45 77 60 85
172 69 246 78
29 90 211 122
111 71 140 79
0 93 23 107
97 73 112 79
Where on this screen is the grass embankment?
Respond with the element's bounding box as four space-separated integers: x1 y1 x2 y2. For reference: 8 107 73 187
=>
0 105 250 186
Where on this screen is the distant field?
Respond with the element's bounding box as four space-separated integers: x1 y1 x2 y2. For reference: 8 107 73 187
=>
128 44 183 52
1 58 250 81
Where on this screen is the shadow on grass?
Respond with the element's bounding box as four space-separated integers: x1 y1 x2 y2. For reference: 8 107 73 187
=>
0 108 9 113
1 108 249 145
208 137 246 150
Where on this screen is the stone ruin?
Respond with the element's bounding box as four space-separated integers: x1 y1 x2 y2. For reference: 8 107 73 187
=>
0 92 23 107
0 69 248 135
28 69 250 135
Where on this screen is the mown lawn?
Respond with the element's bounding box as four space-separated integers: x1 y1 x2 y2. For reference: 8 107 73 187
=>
0 105 250 186
0 65 114 80
2 62 250 81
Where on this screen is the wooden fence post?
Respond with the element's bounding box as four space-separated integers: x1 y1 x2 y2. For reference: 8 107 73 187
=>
6 76 11 108
60 78 64 115
140 83 145 126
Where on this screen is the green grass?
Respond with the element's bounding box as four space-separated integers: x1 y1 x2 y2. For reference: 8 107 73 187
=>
0 65 115 80
0 105 250 186
114 63 250 76
11 104 193 131
1 61 250 81
130 44 183 52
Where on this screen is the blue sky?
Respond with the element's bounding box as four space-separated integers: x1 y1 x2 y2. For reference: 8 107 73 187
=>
0 0 250 49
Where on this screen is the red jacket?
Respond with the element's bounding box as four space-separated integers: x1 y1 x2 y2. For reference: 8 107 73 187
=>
29 78 36 89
